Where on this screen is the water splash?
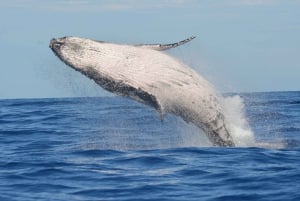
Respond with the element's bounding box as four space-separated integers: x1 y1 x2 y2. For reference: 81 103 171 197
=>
222 95 288 149
222 95 256 147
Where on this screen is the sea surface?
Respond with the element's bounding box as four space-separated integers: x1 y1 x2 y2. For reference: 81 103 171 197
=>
0 91 300 201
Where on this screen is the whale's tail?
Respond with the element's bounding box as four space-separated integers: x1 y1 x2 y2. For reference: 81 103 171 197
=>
49 36 235 147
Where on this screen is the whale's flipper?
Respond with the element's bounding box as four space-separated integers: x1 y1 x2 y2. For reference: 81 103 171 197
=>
136 36 196 51
84 67 165 119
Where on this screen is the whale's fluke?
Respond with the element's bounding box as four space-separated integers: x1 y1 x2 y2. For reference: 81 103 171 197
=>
49 36 235 147
136 36 196 51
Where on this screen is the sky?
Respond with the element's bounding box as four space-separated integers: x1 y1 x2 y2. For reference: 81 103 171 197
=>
0 0 299 99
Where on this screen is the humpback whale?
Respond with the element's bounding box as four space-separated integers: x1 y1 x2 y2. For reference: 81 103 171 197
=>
49 36 235 147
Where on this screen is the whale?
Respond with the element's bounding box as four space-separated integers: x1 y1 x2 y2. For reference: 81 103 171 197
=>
49 36 235 147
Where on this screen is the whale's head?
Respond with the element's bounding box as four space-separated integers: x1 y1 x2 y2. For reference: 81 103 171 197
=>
49 37 71 60
49 36 105 72
50 37 86 71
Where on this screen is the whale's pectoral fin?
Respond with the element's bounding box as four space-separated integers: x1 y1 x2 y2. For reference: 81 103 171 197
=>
111 83 166 121
136 36 196 51
84 66 165 121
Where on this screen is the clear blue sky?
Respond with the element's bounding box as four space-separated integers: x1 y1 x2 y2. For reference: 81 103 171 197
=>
0 0 299 99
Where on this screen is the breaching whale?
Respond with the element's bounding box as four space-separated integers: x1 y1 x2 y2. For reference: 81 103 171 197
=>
49 36 235 147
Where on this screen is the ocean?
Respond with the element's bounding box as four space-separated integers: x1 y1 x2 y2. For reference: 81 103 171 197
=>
0 91 299 201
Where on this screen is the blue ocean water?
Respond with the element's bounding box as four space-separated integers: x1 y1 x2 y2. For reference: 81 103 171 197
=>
0 91 300 201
